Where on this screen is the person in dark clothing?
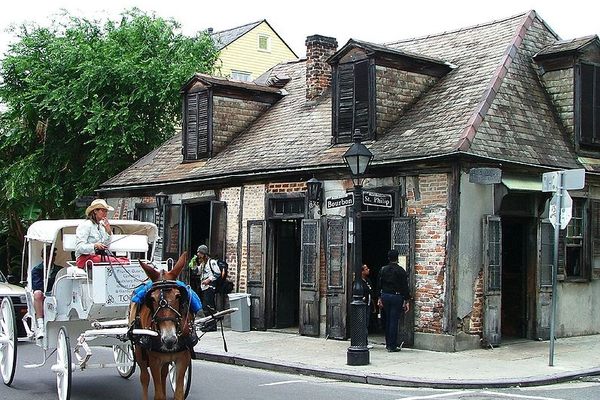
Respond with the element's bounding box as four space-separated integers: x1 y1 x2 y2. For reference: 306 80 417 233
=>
31 247 62 339
360 264 376 330
377 249 411 352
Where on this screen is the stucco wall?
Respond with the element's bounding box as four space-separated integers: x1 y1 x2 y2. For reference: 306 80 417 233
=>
457 172 494 335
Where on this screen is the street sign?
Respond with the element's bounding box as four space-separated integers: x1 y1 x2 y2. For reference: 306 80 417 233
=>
469 167 502 184
548 190 573 229
326 194 354 209
542 169 585 192
363 191 393 208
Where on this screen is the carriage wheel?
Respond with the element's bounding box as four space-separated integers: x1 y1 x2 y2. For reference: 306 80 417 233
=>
0 297 17 386
113 344 136 379
54 327 72 400
168 359 192 399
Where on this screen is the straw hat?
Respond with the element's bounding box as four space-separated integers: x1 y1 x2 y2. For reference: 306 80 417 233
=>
85 199 114 216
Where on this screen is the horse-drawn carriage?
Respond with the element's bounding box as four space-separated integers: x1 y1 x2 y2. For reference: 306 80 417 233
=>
0 219 230 400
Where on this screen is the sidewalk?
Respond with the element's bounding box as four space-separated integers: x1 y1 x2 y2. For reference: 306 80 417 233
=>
193 330 600 388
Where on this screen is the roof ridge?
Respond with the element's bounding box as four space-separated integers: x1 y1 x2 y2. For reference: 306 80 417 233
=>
454 10 538 152
210 20 263 35
385 10 532 46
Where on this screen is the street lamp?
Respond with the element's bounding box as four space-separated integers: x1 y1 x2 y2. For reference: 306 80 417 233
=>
155 191 169 240
306 177 323 207
343 139 373 366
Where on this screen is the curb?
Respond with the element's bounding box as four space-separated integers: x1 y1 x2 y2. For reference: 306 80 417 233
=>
194 351 600 389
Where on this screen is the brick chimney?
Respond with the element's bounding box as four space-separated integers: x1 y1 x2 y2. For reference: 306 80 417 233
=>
305 35 338 100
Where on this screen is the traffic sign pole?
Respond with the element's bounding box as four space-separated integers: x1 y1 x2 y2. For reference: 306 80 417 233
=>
549 173 563 367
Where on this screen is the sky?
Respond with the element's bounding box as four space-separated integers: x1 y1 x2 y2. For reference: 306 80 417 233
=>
0 0 599 59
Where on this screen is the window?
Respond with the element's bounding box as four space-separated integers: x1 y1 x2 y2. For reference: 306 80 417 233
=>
231 70 252 82
270 197 305 217
578 63 600 148
258 34 270 52
333 60 373 143
183 90 210 161
135 206 156 223
564 199 584 278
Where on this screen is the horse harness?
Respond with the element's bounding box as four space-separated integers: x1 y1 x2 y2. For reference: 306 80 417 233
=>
129 280 198 352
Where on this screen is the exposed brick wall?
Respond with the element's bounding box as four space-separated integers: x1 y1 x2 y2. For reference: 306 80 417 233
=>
375 66 438 135
305 35 337 100
213 96 271 154
267 182 307 193
469 269 484 335
239 184 266 292
406 173 449 334
220 187 242 289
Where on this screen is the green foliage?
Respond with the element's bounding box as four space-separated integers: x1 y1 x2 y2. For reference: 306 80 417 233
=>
0 8 219 274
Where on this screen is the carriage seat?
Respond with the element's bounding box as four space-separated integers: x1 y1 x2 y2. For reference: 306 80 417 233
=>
62 233 149 254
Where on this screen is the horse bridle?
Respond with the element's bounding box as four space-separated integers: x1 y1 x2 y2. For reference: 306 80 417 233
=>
147 281 189 336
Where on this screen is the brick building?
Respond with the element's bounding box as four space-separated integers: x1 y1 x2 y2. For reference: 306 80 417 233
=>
99 10 600 351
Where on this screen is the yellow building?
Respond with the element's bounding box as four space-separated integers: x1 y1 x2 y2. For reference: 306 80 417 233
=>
210 20 297 82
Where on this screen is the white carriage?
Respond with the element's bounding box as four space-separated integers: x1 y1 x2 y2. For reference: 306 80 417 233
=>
0 219 202 399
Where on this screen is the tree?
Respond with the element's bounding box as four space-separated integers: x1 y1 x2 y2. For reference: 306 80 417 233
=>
0 8 219 273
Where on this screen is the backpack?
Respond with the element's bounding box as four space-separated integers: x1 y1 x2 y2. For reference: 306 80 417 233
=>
215 259 234 294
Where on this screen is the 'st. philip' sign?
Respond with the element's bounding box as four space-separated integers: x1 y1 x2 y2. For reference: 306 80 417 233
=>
363 191 393 208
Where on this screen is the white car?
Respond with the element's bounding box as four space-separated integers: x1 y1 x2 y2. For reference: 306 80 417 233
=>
0 269 27 336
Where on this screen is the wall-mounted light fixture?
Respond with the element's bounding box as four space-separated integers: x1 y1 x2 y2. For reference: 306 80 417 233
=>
306 177 323 206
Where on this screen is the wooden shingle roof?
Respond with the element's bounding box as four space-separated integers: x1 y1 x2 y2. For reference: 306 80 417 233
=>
102 10 585 191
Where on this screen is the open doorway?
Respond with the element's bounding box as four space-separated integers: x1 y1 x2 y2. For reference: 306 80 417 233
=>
186 202 210 252
362 217 391 334
501 218 529 339
272 219 301 328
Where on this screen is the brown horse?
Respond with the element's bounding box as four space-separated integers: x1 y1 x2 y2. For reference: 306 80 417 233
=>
129 253 196 400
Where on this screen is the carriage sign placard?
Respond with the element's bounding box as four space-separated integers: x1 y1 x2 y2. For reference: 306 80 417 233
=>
93 266 148 305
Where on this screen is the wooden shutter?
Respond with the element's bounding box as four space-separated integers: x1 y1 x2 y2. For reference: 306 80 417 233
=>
392 217 415 347
540 220 554 287
209 201 226 260
299 219 320 336
247 220 266 330
579 63 600 145
483 215 502 346
592 201 600 279
334 60 372 144
353 60 370 139
325 217 347 339
184 91 210 160
336 64 354 143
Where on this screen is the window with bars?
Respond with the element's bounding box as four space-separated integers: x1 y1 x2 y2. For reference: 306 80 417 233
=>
578 63 600 148
333 60 374 143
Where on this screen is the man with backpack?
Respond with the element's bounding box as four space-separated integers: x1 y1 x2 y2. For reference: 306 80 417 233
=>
188 244 220 331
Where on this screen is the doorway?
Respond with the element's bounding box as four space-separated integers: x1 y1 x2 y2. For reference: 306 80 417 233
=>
501 218 529 339
362 217 391 333
186 202 210 252
272 219 301 328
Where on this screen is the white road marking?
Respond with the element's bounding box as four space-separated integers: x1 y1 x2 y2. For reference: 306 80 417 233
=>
259 379 307 386
479 391 566 400
397 390 566 400
397 391 469 400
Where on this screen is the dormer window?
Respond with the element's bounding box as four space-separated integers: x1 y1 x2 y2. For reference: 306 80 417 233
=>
578 62 600 148
333 59 374 143
183 90 211 161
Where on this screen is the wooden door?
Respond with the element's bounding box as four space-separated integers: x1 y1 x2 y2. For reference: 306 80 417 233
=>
483 215 502 346
325 217 347 339
299 219 320 336
247 220 267 330
392 217 415 347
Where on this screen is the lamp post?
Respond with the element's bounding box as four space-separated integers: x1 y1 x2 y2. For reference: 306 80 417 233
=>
343 140 373 366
